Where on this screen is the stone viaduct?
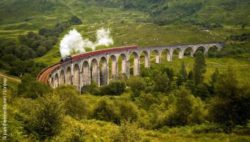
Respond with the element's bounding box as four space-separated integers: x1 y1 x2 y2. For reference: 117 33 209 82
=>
37 43 224 91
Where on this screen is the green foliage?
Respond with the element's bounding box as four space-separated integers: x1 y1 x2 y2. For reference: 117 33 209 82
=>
100 80 126 96
229 33 250 42
81 82 100 95
193 51 206 85
117 101 139 122
208 68 250 133
92 99 120 124
69 16 83 25
164 88 205 127
208 69 220 95
17 74 51 98
153 72 171 93
177 62 188 86
56 86 89 119
26 95 64 140
127 77 146 97
112 122 141 142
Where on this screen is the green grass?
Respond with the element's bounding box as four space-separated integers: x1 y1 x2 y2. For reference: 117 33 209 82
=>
54 116 250 142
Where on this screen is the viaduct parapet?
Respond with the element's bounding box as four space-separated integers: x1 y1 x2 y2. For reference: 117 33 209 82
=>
37 43 224 91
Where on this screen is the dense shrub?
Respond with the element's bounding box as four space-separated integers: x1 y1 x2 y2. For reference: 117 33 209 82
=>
229 33 250 42
18 74 51 99
112 122 141 142
117 101 139 122
127 77 146 97
56 86 89 119
100 80 126 96
164 88 205 127
153 72 171 93
92 99 120 124
26 95 64 140
81 82 100 95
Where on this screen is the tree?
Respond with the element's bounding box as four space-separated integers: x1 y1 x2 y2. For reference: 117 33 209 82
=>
177 62 188 86
27 95 64 140
118 101 138 122
127 77 146 97
208 69 220 95
56 86 89 119
209 68 250 133
193 51 206 85
69 16 82 25
165 87 205 126
153 72 171 93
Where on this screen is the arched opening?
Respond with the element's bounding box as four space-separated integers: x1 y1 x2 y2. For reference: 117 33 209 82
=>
150 50 161 64
194 46 206 56
140 50 150 69
54 73 59 88
109 55 118 80
184 47 193 57
161 49 170 62
100 57 108 85
118 54 127 79
129 52 140 76
173 48 181 60
82 61 90 86
91 59 99 85
59 70 65 86
51 77 54 88
73 64 80 89
66 67 72 85
208 46 219 57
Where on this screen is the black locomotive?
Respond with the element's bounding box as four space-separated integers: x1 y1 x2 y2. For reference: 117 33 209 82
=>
60 56 72 62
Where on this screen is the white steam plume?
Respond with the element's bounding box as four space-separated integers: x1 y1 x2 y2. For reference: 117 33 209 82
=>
94 28 114 51
60 28 114 58
60 29 85 58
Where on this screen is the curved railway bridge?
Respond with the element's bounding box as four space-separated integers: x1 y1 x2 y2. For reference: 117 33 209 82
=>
37 43 224 91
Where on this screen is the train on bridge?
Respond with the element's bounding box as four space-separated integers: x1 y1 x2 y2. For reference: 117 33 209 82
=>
37 43 224 91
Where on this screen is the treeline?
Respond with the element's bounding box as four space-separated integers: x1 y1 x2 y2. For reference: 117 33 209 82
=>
0 16 82 76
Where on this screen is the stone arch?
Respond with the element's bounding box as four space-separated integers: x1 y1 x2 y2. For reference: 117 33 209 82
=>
194 46 206 56
207 45 220 57
59 70 65 86
184 47 194 57
91 58 99 85
172 48 182 59
150 49 161 64
161 48 170 62
73 64 80 89
82 61 91 86
129 52 140 76
109 55 118 79
54 73 59 88
66 66 72 85
140 50 150 68
51 77 54 88
118 53 128 78
100 57 108 85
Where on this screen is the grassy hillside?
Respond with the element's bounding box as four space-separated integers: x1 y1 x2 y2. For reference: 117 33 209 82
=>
0 0 249 38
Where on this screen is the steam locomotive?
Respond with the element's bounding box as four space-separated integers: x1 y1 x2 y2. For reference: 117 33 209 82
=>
60 56 72 62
